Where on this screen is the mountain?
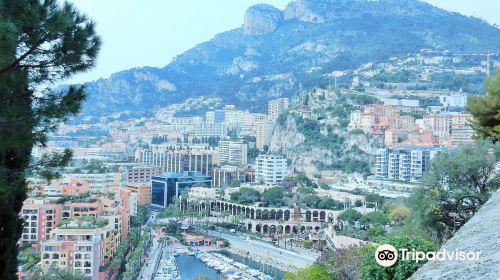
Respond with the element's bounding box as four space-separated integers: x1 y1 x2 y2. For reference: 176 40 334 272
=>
79 0 500 115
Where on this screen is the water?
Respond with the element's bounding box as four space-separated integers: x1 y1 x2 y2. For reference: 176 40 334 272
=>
175 252 285 280
175 254 222 280
219 250 285 280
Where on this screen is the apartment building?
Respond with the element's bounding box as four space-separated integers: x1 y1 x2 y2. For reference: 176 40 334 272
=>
255 154 288 185
136 149 214 176
126 183 152 205
212 166 247 188
20 198 62 243
450 114 475 146
193 122 226 138
62 172 125 193
255 121 275 151
375 147 441 182
126 166 163 183
268 98 289 121
218 139 248 166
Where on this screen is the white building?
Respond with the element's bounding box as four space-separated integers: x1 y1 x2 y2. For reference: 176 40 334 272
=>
256 121 275 151
439 93 467 108
218 139 248 166
62 172 125 193
255 154 288 185
375 147 440 182
268 98 289 121
193 122 226 138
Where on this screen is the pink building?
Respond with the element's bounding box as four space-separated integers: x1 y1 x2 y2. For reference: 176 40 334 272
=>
20 199 62 243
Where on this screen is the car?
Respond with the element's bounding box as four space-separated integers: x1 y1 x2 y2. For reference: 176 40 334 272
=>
230 229 236 233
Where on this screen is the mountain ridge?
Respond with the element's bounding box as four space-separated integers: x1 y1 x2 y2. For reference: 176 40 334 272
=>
77 0 500 116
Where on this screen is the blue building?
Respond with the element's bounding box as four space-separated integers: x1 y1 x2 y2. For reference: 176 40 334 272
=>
151 171 212 208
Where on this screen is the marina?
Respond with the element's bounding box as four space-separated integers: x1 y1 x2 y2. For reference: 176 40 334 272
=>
152 248 281 280
152 251 181 280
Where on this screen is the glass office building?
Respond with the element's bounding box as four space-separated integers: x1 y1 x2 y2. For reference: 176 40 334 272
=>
151 171 212 208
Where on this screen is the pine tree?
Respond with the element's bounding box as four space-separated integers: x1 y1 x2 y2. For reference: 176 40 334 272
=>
468 68 500 141
0 1 100 279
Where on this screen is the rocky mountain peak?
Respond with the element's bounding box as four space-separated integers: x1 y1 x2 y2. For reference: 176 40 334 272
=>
243 4 284 36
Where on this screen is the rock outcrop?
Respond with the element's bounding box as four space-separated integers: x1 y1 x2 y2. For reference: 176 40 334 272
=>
243 4 283 36
284 0 324 23
411 190 500 280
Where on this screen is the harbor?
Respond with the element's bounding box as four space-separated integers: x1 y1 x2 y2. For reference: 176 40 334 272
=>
151 247 281 280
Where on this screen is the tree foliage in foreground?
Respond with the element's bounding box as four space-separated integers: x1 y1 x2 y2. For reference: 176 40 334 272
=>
0 0 100 278
25 266 84 280
359 235 436 280
410 140 500 242
467 68 500 141
284 264 333 280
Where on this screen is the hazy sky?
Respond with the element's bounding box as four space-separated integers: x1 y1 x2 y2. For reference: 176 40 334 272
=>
65 0 500 84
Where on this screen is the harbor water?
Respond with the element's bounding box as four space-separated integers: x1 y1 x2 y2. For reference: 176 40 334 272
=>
175 254 222 280
174 252 284 280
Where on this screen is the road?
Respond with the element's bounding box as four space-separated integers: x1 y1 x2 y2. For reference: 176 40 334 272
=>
138 234 162 280
206 229 318 269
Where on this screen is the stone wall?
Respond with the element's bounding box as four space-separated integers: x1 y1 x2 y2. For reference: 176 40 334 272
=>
411 190 500 280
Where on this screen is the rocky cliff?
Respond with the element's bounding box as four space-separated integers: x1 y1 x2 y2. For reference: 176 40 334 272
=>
243 4 284 36
269 109 381 178
411 190 500 280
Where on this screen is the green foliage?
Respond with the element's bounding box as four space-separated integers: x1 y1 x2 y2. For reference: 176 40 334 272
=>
467 69 500 140
229 187 261 205
284 264 333 280
360 211 389 226
229 180 241 188
365 193 384 207
410 140 500 242
360 235 436 280
0 1 100 278
131 205 149 227
338 209 363 223
303 239 313 248
25 266 84 280
262 187 286 207
366 224 386 240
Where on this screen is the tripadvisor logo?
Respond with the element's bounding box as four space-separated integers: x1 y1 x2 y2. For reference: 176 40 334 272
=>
375 244 481 267
375 244 398 267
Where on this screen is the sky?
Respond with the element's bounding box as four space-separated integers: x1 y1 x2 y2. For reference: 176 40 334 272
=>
65 0 500 84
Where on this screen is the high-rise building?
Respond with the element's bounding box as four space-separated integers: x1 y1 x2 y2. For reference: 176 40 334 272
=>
151 172 212 208
137 149 214 176
126 166 163 183
212 166 247 188
218 139 248 166
450 114 475 146
256 121 274 151
375 147 441 182
193 122 226 138
255 154 288 185
268 98 289 121
20 198 62 243
206 110 225 124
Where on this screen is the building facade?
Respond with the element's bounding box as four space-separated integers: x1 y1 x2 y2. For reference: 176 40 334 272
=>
137 149 214 176
151 172 212 208
255 154 288 185
268 98 289 121
375 147 441 182
218 139 248 166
